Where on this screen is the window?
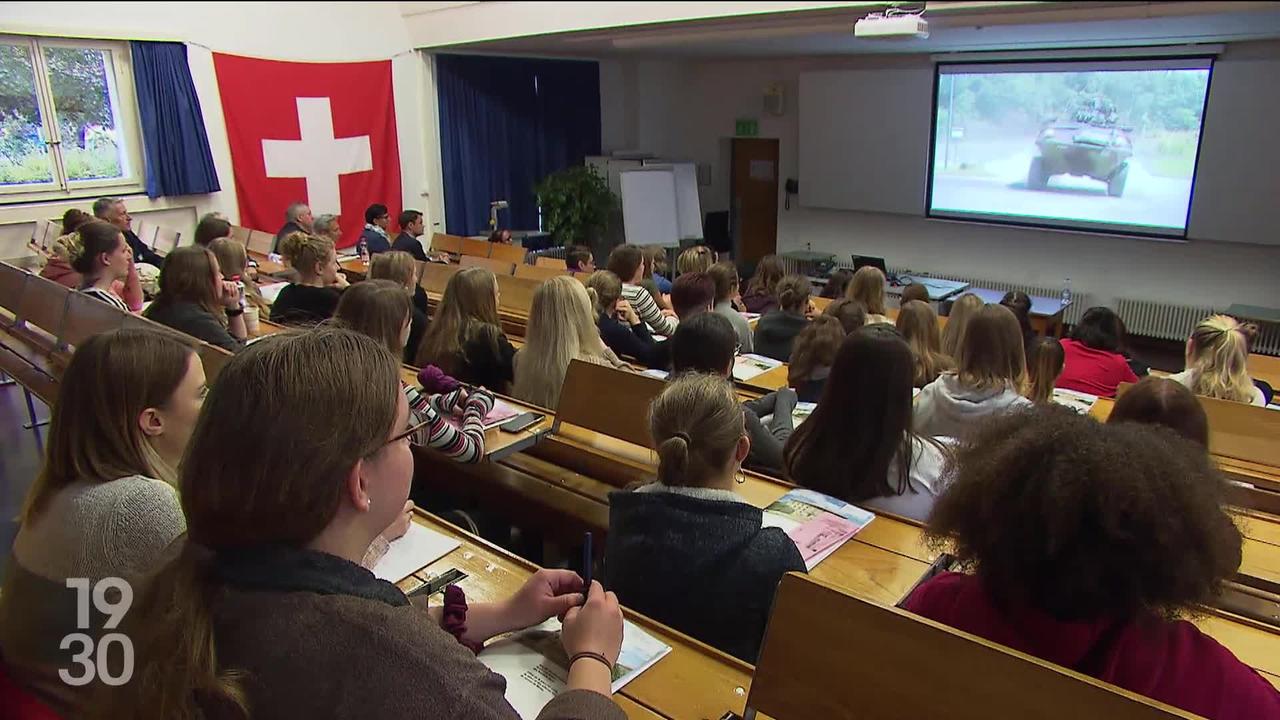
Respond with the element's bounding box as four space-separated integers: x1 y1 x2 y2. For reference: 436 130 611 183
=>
0 35 144 201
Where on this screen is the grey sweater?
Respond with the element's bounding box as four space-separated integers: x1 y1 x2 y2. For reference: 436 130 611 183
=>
0 476 185 716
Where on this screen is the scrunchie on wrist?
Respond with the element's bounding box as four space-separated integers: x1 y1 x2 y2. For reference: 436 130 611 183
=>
441 584 484 654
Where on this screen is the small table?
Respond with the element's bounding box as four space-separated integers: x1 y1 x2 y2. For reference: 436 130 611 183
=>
888 276 970 303
968 287 1070 337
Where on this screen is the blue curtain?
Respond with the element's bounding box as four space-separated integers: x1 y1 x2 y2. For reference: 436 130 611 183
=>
130 41 220 198
436 55 601 236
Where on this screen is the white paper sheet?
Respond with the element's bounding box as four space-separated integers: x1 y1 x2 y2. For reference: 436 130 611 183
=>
372 523 460 583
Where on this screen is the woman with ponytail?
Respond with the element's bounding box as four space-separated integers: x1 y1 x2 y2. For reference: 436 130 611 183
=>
270 231 349 326
604 373 805 663
752 274 814 362
1170 315 1267 406
99 329 625 720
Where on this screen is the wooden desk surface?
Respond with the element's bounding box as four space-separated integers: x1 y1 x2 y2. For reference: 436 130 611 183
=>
401 512 753 719
1249 353 1280 393
738 364 790 393
397 366 551 461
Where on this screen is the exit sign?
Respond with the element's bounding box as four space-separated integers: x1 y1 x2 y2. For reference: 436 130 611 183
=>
735 118 759 137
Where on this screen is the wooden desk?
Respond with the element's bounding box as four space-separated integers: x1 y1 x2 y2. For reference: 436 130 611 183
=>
737 364 789 393
397 366 551 462
968 287 1069 337
1249 353 1280 393
401 512 754 719
889 277 970 302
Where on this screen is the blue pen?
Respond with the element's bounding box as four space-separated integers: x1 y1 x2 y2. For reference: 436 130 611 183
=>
582 531 593 603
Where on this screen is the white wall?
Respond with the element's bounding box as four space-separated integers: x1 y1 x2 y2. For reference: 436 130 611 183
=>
0 2 437 237
605 50 1280 310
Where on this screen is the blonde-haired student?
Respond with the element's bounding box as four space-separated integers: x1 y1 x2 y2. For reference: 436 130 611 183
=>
334 280 494 463
753 274 813 362
915 304 1031 439
270 232 349 325
1170 315 1266 406
940 292 984 359
676 244 715 275
846 265 887 316
605 373 804 663
368 250 431 363
895 299 953 389
0 330 201 716
513 275 630 408
416 267 516 393
1025 336 1065 404
208 237 269 314
98 329 626 720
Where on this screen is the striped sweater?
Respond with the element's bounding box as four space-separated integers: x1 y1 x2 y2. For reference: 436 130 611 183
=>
622 283 678 336
402 384 494 463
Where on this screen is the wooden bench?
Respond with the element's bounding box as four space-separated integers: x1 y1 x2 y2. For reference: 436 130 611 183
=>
515 263 566 282
488 242 527 265
460 236 492 260
746 573 1197 719
460 255 516 276
430 232 465 256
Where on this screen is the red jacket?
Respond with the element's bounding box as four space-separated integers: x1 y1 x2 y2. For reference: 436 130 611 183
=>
1056 337 1138 398
905 572 1280 720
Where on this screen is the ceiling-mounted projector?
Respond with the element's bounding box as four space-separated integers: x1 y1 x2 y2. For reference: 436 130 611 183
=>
854 13 929 39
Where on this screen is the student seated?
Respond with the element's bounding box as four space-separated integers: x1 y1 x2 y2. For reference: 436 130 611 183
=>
416 267 516 393
0 330 200 716
361 203 393 255
272 200 313 252
787 315 844 403
1000 290 1036 353
566 244 596 274
1025 336 1065 404
741 254 784 314
915 304 1031 438
675 245 714 275
604 373 805 663
368 250 431 364
487 228 513 244
144 246 248 352
334 280 493 463
707 261 753 353
72 220 138 313
41 214 143 311
940 292 983 359
586 270 667 370
669 271 715 320
896 299 952 388
820 268 854 300
193 213 232 247
900 282 930 305
270 232 349 326
823 297 867 335
904 406 1280 720
671 313 797 476
1057 306 1139 398
785 325 951 522
514 275 629 408
642 245 672 294
100 329 626 720
753 274 813 362
208 237 269 314
1108 376 1209 447
391 209 429 262
606 244 677 336
1169 315 1266 406
846 265 887 316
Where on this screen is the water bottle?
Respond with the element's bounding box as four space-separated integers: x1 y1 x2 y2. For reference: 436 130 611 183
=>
357 237 370 264
1061 277 1072 308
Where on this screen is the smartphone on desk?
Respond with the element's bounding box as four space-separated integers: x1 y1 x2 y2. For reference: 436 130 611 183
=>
500 411 544 433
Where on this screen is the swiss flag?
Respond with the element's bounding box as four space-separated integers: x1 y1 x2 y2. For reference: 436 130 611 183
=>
212 53 402 249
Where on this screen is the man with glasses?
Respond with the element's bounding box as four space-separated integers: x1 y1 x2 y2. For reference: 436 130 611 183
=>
360 203 392 255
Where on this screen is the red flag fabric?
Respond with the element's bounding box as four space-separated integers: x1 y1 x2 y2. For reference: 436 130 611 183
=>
212 53 402 249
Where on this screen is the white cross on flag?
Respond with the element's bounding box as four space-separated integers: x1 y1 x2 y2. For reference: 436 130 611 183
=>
213 53 402 248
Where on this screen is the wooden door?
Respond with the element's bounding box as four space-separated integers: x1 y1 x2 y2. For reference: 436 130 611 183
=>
730 138 779 265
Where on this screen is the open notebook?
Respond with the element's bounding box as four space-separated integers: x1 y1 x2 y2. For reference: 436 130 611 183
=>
732 353 783 382
1052 388 1100 414
479 618 671 719
443 398 521 431
761 489 875 570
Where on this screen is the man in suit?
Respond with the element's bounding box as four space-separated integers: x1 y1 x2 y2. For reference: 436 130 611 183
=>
360 203 392 255
391 209 428 262
273 201 314 252
93 197 164 267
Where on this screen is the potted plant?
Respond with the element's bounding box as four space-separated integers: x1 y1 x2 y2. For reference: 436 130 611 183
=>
534 164 617 247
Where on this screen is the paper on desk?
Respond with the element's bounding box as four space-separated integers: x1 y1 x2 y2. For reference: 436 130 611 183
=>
372 523 460 583
791 401 817 427
1052 388 1099 414
444 398 521 431
259 281 289 305
762 489 875 570
732 353 783 382
641 368 670 380
479 618 671 719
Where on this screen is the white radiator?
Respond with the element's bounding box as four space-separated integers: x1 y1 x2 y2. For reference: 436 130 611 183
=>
1116 297 1280 355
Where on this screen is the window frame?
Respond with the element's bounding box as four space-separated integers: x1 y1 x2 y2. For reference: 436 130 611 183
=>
0 34 146 203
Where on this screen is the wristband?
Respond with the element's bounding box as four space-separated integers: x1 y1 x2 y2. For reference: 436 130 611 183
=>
226 307 245 317
568 651 613 673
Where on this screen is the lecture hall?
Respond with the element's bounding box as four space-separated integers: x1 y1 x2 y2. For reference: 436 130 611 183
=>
1 2 1279 718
